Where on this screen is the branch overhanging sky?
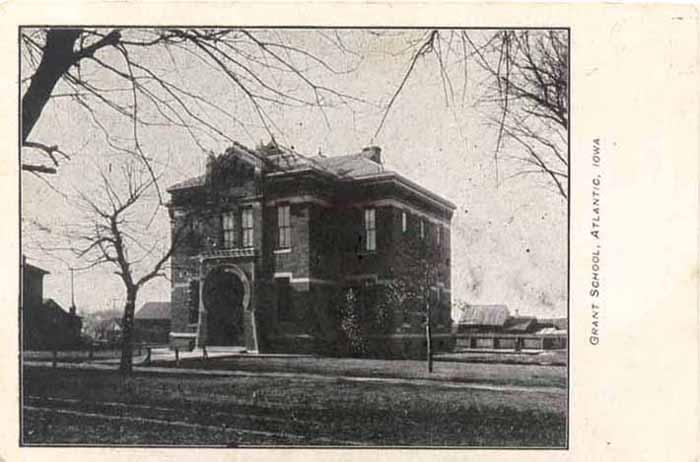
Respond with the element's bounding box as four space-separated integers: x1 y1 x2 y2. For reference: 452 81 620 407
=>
21 28 567 318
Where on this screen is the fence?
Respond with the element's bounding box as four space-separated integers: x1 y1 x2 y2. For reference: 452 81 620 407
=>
22 341 169 366
455 333 567 351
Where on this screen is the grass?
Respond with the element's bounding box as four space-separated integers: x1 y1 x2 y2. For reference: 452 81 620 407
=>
150 355 567 389
22 366 566 447
439 349 568 366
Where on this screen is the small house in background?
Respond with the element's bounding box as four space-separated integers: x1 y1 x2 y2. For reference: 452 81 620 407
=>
134 301 171 344
91 302 171 346
455 305 509 332
454 304 567 351
22 258 82 350
537 317 567 331
94 317 122 344
23 260 48 310
534 317 568 349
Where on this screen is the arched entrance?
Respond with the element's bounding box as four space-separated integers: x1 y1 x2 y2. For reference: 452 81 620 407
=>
202 265 249 346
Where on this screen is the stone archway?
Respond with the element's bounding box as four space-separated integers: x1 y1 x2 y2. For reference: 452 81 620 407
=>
202 265 250 346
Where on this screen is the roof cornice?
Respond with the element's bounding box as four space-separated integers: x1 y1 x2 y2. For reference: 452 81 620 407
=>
346 172 457 212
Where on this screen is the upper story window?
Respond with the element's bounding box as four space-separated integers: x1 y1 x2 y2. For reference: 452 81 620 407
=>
364 208 376 252
188 279 200 324
241 207 254 247
278 204 291 248
436 224 442 247
420 219 425 240
401 211 407 233
222 211 236 249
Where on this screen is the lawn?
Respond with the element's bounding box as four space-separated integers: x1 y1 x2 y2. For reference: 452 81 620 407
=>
150 355 567 389
439 349 567 367
22 366 566 447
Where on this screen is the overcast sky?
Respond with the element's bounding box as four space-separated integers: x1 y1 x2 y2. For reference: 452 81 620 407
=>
22 29 567 319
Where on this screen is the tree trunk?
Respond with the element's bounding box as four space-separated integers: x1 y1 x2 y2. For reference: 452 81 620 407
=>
119 287 138 374
22 29 81 143
426 301 433 373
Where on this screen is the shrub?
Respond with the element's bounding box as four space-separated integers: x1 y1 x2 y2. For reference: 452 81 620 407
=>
338 289 368 356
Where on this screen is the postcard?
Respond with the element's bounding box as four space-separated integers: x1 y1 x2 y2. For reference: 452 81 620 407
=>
2 2 697 461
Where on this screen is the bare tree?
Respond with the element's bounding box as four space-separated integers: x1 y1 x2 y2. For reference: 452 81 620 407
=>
21 27 362 176
20 28 370 372
36 159 194 373
375 29 568 199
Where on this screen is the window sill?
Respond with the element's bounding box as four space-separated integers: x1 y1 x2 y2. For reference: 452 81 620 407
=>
274 248 292 254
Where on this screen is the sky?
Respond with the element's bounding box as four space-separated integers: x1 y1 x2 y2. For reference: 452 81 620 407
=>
21 29 567 319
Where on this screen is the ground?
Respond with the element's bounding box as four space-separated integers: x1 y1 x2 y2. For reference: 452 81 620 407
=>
22 357 567 447
150 354 566 388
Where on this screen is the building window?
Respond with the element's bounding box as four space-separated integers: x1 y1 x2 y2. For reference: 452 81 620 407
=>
278 205 291 248
222 212 236 248
241 207 254 247
401 211 407 233
420 219 425 240
436 225 442 247
188 280 199 324
364 208 376 251
276 277 292 321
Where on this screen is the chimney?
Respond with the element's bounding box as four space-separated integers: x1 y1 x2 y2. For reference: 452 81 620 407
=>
362 146 382 164
205 153 217 184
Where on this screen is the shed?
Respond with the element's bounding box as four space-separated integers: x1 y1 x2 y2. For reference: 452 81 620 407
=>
136 302 171 320
456 305 509 330
134 301 171 344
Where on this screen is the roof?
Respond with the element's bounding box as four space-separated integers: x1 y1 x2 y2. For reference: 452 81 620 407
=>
41 298 78 319
136 301 171 320
166 142 456 211
457 305 510 327
538 317 568 330
536 327 567 335
24 262 49 275
316 152 384 177
167 175 205 192
503 316 537 333
167 141 268 192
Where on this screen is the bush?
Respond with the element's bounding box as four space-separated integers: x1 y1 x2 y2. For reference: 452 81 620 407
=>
338 289 368 356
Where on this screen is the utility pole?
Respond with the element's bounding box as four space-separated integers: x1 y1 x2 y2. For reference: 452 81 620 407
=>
424 259 434 374
426 298 433 373
69 267 77 316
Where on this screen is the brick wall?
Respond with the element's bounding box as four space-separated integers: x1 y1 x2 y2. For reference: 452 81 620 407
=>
168 154 454 354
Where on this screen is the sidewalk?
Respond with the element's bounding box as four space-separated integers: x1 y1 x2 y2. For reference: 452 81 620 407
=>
23 359 565 395
94 346 251 365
